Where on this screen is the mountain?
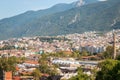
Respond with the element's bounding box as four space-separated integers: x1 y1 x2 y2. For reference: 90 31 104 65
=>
20 0 120 36
0 0 100 40
72 0 99 7
0 0 120 40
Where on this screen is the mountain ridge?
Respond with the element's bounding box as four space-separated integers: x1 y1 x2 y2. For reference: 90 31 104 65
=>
0 0 120 40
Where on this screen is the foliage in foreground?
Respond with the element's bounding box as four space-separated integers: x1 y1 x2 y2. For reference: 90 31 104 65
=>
69 68 90 80
96 59 120 80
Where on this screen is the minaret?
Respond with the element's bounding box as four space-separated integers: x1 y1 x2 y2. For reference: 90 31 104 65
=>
113 31 116 59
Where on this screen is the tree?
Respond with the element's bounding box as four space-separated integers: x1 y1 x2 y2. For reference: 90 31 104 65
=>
39 64 58 76
71 51 81 59
39 53 59 76
116 55 120 60
19 57 26 63
69 67 90 80
32 69 41 80
96 59 120 80
81 50 88 56
0 45 15 50
102 46 113 59
0 57 18 76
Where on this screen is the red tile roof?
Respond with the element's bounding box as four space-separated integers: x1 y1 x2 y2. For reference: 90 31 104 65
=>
24 60 39 64
4 71 12 80
13 76 21 80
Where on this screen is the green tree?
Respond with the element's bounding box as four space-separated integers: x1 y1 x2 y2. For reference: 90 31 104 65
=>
0 45 15 50
69 67 90 80
39 64 58 76
71 51 81 59
81 50 88 56
102 46 113 59
96 59 120 80
32 69 41 80
90 68 98 80
0 57 18 76
39 53 59 76
116 55 120 60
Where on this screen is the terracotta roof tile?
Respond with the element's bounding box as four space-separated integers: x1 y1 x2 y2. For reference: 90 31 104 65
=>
5 71 12 80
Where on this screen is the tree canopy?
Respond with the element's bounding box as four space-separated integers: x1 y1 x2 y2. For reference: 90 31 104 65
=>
69 67 90 80
96 59 120 80
102 46 113 59
0 56 18 77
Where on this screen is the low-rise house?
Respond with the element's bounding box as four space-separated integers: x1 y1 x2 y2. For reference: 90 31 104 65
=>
23 60 39 68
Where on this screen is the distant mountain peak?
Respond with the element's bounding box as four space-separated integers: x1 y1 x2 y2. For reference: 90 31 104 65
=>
75 0 85 7
73 0 99 7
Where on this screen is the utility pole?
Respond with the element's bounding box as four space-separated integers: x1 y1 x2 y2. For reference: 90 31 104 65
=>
113 31 116 59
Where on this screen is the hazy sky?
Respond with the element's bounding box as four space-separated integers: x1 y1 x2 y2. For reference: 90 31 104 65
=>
0 0 77 19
